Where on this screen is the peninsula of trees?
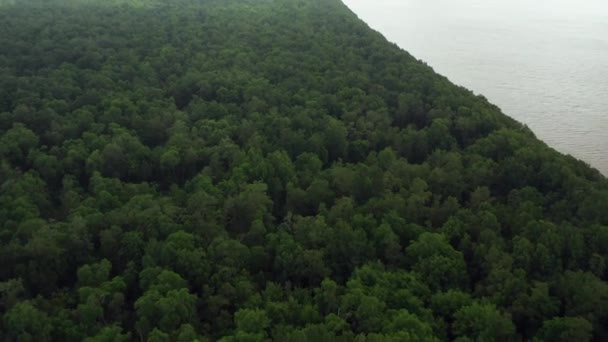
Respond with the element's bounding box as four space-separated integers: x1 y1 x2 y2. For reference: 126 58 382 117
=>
1 0 607 341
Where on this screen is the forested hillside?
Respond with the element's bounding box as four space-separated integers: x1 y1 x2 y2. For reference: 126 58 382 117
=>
1 0 608 340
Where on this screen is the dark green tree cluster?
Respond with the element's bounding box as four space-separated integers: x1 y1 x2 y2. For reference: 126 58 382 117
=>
1 0 607 340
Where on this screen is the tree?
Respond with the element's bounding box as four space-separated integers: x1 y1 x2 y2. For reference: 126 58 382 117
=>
554 271 608 330
384 310 438 342
224 183 272 234
135 270 198 338
537 317 592 342
0 123 39 165
405 233 467 291
3 301 52 341
452 303 516 342
510 282 559 338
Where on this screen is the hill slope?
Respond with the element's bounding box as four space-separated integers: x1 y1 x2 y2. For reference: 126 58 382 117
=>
1 0 607 340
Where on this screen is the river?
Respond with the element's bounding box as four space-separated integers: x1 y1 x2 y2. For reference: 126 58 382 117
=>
343 0 608 175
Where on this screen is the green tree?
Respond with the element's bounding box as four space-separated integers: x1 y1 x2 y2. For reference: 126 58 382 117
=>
3 301 52 342
537 317 592 342
452 303 516 342
405 233 467 291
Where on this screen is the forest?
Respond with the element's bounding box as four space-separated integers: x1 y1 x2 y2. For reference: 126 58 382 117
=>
1 0 608 341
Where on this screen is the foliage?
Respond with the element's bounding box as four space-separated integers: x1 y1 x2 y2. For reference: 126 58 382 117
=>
0 0 607 340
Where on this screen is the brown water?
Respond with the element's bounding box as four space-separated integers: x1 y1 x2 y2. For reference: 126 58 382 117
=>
344 0 608 175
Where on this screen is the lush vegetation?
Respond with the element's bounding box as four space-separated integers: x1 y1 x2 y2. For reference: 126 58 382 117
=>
1 0 607 340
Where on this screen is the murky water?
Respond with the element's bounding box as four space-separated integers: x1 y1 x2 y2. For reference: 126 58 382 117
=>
344 0 608 175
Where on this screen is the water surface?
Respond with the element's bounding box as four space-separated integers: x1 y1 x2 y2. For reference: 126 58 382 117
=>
344 0 608 175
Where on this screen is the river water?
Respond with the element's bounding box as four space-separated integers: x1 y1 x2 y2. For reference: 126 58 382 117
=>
343 0 608 175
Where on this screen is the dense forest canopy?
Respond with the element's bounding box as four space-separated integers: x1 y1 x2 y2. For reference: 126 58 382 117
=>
1 0 608 340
